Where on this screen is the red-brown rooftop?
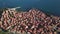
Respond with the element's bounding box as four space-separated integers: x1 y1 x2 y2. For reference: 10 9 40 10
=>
0 9 60 34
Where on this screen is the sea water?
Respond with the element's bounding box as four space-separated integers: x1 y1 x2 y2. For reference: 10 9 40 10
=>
0 0 60 16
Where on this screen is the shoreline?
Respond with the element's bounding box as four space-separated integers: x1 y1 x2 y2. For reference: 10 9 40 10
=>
1 7 60 16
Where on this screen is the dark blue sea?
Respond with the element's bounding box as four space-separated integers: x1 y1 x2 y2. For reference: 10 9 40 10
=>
0 0 60 16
